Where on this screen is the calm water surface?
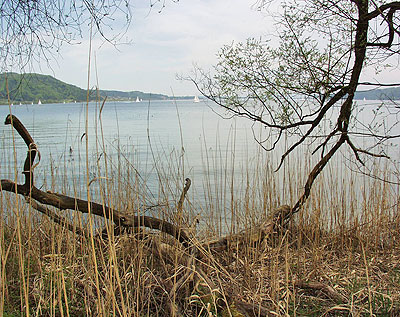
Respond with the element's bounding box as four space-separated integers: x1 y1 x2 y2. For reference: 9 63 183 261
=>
1 99 398 224
0 100 264 206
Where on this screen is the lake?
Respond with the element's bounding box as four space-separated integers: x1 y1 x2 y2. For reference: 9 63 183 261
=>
0 100 272 215
1 99 398 232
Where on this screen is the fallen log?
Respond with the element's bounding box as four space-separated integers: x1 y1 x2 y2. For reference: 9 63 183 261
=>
2 114 293 250
203 205 291 251
1 114 297 316
1 114 191 247
294 280 347 303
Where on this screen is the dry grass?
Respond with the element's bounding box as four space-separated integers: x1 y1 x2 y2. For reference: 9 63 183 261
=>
1 124 399 316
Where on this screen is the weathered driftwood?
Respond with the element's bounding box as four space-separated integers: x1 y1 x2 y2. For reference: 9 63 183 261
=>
1 115 190 246
26 197 89 237
294 280 347 303
1 114 297 314
203 205 291 251
1 114 293 250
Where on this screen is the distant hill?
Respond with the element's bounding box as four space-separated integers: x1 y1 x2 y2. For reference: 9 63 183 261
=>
4 72 396 104
354 86 400 100
99 89 174 101
0 73 192 104
0 73 88 104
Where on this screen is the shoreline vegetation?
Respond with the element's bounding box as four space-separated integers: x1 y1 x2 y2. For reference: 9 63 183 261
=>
0 73 194 105
1 113 399 316
2 0 400 315
1 72 400 105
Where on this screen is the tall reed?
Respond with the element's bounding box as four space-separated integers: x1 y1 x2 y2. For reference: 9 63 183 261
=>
1 106 399 316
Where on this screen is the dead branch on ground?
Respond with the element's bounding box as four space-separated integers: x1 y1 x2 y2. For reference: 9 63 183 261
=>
0 114 296 314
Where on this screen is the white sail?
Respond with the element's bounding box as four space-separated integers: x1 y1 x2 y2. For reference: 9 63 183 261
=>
38 100 42 105
136 96 140 102
193 96 200 103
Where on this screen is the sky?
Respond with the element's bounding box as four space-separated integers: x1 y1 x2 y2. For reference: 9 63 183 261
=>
37 0 269 96
29 0 400 96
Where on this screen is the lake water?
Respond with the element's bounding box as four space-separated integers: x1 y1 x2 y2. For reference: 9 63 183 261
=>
0 100 272 215
1 99 399 231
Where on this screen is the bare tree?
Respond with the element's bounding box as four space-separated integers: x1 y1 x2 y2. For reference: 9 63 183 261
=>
193 0 400 219
0 0 178 72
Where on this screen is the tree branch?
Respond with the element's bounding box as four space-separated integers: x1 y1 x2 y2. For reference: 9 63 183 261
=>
294 280 347 303
367 7 398 47
365 2 400 21
1 115 191 247
26 197 89 237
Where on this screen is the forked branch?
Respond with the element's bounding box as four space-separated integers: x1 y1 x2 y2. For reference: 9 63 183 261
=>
0 115 191 247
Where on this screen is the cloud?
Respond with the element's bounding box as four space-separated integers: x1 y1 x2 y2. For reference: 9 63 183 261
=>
33 0 270 95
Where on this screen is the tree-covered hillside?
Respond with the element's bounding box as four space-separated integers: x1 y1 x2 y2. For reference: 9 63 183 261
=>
1 72 398 105
99 90 172 101
354 87 400 100
0 72 89 104
0 73 192 105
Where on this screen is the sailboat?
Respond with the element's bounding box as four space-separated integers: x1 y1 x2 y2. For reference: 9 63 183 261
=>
193 95 200 103
136 96 140 103
38 100 42 105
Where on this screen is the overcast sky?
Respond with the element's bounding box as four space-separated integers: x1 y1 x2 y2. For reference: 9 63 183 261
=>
36 0 399 96
36 0 268 96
